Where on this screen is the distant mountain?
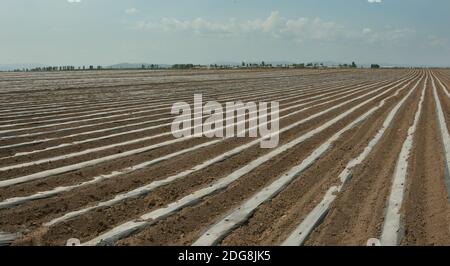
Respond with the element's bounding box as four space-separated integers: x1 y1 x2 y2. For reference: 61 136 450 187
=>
0 63 45 71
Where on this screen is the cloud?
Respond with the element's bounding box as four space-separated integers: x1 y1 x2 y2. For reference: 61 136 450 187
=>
134 11 343 41
141 17 234 35
242 10 282 33
427 35 448 47
132 11 417 46
125 8 139 15
67 0 82 3
368 0 382 3
360 27 416 44
362 28 372 34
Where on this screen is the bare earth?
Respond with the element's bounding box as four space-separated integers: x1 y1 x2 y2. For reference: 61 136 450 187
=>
0 68 449 246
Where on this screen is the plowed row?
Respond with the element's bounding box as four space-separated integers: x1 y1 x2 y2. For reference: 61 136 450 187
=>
1 68 449 246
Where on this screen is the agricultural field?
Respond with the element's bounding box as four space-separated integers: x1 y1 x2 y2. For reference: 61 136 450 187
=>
1 68 450 246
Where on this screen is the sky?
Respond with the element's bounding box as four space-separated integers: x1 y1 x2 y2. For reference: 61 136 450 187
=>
1 0 449 66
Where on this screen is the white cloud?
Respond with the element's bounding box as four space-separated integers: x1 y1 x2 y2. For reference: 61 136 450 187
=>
428 35 448 47
135 11 343 41
142 17 234 35
362 28 372 34
248 10 281 33
132 11 418 46
360 27 416 44
368 0 382 3
125 8 139 15
67 0 82 3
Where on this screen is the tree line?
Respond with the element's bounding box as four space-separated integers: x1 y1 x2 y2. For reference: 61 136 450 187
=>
7 61 383 72
14 65 103 72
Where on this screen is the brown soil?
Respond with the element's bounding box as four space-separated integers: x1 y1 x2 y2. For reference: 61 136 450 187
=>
401 74 450 245
3 69 446 246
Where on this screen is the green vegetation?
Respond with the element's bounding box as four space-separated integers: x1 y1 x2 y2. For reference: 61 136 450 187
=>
171 64 195 69
293 63 305 69
338 62 358 69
